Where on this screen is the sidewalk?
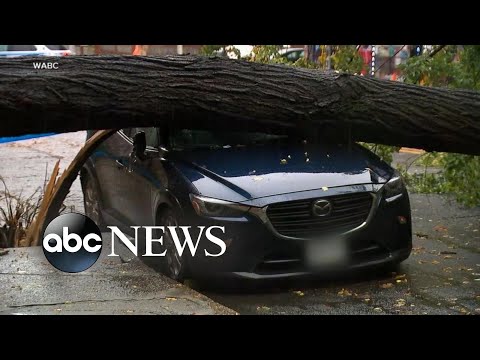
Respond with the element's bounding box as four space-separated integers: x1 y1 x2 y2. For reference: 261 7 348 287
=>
0 236 236 315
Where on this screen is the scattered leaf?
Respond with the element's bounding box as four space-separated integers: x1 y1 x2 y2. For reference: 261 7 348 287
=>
443 255 454 259
257 306 270 311
394 274 407 280
364 298 371 302
415 232 429 239
431 260 440 265
380 283 394 289
165 297 178 301
434 225 448 232
126 310 134 313
373 307 383 312
338 288 352 296
293 291 304 296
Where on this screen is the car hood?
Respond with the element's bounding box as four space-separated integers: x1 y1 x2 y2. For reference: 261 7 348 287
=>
170 144 392 202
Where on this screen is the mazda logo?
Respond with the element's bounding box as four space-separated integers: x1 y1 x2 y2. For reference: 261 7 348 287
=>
312 199 332 217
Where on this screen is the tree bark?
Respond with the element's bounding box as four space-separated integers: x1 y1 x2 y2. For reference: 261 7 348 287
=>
0 55 479 154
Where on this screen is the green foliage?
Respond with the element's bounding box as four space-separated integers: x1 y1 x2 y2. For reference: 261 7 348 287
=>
441 154 480 207
331 45 364 74
200 45 241 59
400 45 480 207
248 45 287 64
359 143 400 164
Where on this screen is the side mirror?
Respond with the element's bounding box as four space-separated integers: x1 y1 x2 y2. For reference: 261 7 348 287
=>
132 131 147 160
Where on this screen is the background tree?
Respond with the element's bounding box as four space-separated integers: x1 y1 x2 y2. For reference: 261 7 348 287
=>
400 45 480 206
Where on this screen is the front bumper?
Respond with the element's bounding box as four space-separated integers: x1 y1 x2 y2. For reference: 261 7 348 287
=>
184 188 412 279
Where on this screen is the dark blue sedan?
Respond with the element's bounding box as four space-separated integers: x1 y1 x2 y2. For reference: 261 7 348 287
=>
81 127 412 280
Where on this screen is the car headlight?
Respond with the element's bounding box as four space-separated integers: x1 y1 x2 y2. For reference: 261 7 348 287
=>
189 194 250 218
383 172 405 202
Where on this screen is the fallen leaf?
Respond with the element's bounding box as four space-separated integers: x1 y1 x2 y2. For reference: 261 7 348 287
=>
434 225 448 232
394 274 407 280
440 251 457 255
418 260 427 264
364 298 371 302
443 255 454 259
463 281 470 284
373 307 383 312
293 291 305 296
431 260 440 265
126 310 134 313
165 297 177 301
257 306 270 311
338 288 352 296
54 308 62 312
415 232 429 239
380 283 394 289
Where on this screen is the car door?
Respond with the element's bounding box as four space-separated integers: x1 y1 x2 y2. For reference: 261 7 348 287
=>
92 129 135 227
118 127 162 226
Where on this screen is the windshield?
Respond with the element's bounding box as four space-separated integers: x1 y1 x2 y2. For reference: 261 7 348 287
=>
170 129 290 150
46 45 68 50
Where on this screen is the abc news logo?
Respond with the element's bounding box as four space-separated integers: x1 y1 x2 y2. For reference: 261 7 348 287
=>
42 213 227 273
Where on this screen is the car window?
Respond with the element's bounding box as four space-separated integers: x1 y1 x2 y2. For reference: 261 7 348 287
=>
7 45 36 51
121 129 133 138
134 127 158 148
46 45 68 50
286 50 303 61
171 129 289 150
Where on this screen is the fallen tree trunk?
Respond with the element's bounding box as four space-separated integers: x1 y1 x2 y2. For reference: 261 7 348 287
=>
1 55 480 154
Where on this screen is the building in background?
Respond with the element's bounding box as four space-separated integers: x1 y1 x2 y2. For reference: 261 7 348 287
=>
71 45 202 55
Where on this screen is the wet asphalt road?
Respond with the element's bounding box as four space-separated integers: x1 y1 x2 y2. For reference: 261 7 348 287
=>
196 194 480 315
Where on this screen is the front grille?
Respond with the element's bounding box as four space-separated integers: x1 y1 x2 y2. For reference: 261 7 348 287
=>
266 192 373 238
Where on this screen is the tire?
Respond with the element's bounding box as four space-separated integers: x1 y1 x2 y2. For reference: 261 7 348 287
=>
156 208 189 282
82 175 106 230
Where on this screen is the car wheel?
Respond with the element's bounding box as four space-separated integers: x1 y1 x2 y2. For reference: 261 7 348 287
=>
82 175 105 230
157 209 188 282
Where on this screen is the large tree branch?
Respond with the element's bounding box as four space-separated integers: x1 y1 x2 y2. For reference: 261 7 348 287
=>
0 55 479 154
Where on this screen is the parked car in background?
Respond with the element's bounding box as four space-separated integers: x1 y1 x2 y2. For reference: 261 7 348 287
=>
81 127 412 281
0 45 72 58
279 47 305 62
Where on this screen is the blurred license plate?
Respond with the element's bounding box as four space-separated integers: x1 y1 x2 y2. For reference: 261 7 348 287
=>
305 237 348 270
